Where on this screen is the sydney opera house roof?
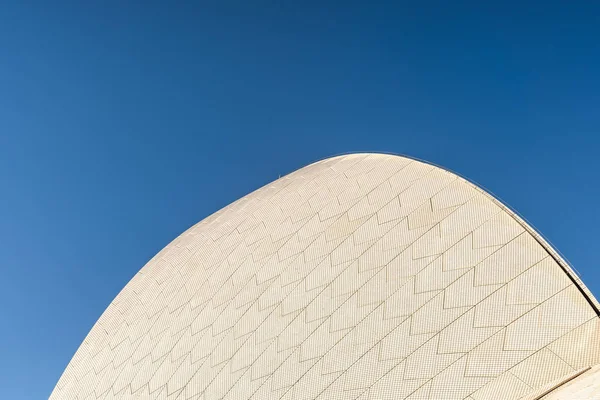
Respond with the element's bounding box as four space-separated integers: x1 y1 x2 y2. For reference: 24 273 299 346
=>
51 153 600 400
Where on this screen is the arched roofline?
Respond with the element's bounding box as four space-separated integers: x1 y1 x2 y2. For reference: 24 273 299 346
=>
298 151 600 316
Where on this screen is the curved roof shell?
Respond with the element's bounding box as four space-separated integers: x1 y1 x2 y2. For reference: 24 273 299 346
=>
51 153 600 400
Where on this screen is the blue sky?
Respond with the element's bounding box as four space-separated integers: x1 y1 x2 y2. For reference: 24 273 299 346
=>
1 2 599 398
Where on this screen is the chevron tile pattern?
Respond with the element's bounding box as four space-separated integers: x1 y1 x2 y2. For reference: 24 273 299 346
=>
50 154 600 400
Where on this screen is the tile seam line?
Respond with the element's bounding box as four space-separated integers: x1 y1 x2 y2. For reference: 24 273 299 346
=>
295 151 600 316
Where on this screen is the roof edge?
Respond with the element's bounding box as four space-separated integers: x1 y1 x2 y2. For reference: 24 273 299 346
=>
302 151 600 316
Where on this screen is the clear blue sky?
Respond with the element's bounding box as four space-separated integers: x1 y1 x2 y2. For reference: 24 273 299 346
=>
1 2 599 398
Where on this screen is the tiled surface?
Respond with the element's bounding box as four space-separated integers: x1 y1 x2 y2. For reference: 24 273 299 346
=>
50 154 600 400
536 364 600 400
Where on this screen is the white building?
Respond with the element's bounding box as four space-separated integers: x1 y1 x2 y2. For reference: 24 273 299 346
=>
51 154 600 400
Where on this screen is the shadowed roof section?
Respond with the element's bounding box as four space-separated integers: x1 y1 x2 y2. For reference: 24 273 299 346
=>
51 153 600 400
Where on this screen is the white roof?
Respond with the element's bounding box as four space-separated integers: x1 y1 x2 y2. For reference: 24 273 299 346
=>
51 153 600 400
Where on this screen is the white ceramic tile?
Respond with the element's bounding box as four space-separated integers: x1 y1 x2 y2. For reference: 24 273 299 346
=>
50 154 600 400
